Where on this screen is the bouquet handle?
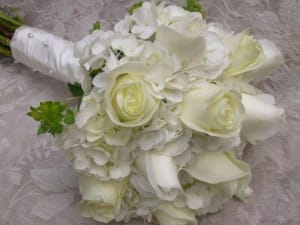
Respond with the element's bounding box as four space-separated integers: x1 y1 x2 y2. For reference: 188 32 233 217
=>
11 26 89 90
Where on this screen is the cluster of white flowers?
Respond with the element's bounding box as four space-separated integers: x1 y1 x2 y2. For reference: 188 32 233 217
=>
57 1 285 225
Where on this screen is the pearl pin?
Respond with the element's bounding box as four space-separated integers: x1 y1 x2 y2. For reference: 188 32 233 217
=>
42 40 48 47
28 33 34 38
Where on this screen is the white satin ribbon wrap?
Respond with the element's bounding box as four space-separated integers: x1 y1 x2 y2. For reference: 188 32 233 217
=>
10 26 90 92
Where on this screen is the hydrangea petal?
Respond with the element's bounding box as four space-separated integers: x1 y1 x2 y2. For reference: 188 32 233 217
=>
79 174 126 203
156 25 205 63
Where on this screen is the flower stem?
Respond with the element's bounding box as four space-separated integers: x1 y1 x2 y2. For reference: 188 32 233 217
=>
0 11 23 31
0 17 17 32
0 44 12 58
52 96 81 103
0 33 10 47
0 26 13 38
0 11 24 58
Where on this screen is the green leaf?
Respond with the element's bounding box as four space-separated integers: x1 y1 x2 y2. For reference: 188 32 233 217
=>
37 125 47 135
184 0 206 17
67 82 84 109
52 123 64 134
89 21 101 33
128 1 143 15
89 67 103 78
67 82 84 97
64 109 75 125
27 101 73 136
88 58 106 78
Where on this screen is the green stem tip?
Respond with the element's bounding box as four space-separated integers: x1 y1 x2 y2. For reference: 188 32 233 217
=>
0 10 24 58
0 33 10 47
0 45 12 58
0 11 23 28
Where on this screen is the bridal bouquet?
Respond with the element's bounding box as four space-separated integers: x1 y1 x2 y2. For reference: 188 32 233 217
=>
0 1 285 224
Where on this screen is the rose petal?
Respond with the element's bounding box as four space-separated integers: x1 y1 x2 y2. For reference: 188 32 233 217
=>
243 39 284 81
241 93 285 143
185 151 249 184
145 151 181 200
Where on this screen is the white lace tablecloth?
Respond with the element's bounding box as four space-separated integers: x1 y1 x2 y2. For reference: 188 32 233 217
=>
0 0 299 225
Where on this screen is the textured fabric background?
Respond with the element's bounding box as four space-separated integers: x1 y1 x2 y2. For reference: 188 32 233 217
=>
0 0 299 225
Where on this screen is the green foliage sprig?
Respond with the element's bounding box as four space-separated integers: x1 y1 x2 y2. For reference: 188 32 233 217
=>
67 82 84 98
27 82 84 136
27 101 75 136
128 1 143 15
184 0 206 17
89 21 101 33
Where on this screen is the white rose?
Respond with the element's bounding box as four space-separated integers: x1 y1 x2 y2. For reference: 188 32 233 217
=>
154 202 197 225
224 30 264 77
224 30 283 80
105 62 159 127
180 83 245 137
78 174 127 223
242 39 283 81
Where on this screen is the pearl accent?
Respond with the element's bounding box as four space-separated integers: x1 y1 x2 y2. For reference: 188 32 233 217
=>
42 40 48 47
27 33 34 38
